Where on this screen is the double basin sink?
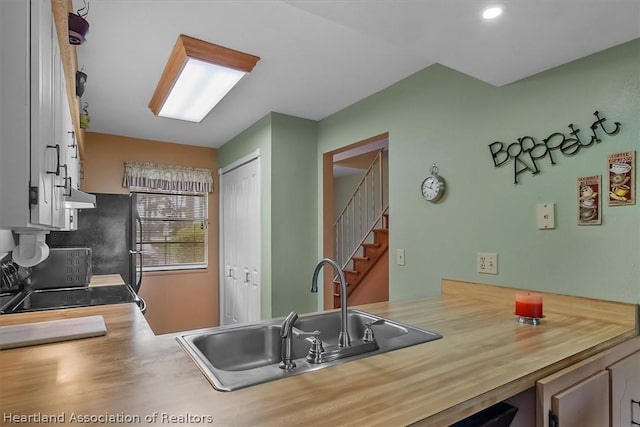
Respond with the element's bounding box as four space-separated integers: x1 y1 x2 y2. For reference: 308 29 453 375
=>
177 309 441 391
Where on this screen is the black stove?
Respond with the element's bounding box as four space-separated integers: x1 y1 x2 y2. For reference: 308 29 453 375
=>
5 285 140 313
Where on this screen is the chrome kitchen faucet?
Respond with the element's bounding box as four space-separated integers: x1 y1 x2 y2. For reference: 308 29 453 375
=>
311 258 351 348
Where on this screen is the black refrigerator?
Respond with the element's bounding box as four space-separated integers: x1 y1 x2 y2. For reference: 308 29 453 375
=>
47 193 144 304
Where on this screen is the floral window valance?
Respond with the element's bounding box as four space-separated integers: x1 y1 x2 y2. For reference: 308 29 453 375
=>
123 161 213 193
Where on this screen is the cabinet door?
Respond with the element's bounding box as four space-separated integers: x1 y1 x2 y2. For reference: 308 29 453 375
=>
0 0 31 229
537 338 640 427
60 97 78 231
50 33 67 229
608 350 640 427
29 0 57 227
551 370 609 427
30 0 70 230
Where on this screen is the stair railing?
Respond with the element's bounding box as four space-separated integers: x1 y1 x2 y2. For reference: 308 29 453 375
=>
334 149 388 270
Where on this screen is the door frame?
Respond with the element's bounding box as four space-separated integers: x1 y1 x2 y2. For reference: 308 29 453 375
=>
321 133 389 310
218 149 261 325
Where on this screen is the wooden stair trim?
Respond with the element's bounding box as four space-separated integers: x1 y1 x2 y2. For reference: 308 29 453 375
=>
347 246 387 298
334 211 390 308
335 230 389 307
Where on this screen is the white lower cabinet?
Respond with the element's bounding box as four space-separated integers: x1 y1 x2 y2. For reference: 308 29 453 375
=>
550 370 609 427
608 350 640 427
537 337 640 427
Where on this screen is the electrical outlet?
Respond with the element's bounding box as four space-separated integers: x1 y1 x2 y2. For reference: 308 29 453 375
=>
397 248 405 266
477 252 498 274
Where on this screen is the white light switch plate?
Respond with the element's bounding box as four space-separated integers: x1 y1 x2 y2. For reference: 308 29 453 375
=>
536 203 555 229
397 248 405 266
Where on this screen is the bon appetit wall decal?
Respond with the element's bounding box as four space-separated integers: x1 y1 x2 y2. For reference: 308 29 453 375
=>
489 111 621 184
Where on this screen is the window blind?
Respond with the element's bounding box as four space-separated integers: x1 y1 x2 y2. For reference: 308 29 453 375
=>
135 192 207 269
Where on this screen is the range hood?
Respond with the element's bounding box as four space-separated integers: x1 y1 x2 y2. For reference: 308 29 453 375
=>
64 188 96 209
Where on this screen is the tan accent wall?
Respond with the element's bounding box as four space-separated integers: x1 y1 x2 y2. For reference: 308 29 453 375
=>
82 132 219 335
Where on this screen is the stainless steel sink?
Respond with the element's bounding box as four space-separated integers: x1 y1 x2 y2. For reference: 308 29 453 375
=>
295 310 414 346
177 309 441 391
190 323 311 371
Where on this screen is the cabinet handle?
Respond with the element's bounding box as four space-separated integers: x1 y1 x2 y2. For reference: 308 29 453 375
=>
66 177 72 197
46 144 61 175
55 164 71 197
67 131 78 159
548 410 558 427
632 399 640 426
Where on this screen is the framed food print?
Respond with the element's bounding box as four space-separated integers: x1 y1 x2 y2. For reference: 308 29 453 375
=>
578 175 602 225
607 151 635 206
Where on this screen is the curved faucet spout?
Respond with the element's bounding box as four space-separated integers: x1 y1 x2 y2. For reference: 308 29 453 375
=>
311 258 351 348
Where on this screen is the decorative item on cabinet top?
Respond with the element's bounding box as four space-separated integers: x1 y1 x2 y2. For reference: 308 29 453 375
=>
79 102 90 129
68 0 89 45
75 70 87 97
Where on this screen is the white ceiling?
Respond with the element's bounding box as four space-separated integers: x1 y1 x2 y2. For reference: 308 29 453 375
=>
75 0 640 149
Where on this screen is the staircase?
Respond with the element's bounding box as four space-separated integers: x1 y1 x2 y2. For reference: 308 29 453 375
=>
334 213 388 307
333 149 388 308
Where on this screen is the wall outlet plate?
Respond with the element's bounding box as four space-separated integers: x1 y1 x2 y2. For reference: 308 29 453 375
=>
536 203 556 229
477 252 498 274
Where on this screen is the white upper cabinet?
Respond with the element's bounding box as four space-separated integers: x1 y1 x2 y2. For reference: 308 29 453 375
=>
0 0 81 265
0 0 76 232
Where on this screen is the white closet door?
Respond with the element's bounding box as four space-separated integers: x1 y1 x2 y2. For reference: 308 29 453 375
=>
220 156 260 326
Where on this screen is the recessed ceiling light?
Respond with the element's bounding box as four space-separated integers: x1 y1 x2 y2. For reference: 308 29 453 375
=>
482 7 503 20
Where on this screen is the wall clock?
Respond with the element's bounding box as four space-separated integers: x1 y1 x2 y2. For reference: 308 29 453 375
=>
421 164 446 203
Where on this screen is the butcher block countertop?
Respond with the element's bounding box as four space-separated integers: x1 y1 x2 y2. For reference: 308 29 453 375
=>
0 280 637 426
89 274 126 287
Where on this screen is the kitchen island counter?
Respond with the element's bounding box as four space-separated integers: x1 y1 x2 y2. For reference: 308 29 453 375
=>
0 280 637 426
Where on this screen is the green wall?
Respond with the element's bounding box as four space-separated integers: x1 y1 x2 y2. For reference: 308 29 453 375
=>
317 39 640 304
218 113 318 319
271 113 318 316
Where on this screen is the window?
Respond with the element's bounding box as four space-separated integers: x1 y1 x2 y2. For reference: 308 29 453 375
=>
134 191 207 271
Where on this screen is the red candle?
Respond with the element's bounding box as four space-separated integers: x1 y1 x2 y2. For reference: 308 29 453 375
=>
515 292 543 318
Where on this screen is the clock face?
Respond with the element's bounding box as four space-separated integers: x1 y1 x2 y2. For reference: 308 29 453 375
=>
421 175 444 202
